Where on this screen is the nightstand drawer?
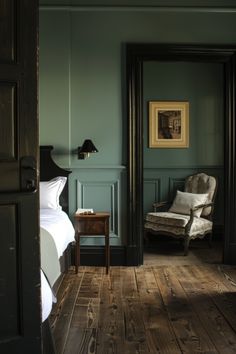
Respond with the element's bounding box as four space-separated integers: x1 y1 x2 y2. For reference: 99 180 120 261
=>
76 219 105 234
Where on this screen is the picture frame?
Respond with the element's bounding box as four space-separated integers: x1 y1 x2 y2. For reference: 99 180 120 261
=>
149 101 189 148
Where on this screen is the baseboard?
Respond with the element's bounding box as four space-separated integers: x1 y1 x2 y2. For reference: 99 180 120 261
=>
79 246 126 266
125 245 140 266
224 243 236 264
70 226 224 267
74 245 140 266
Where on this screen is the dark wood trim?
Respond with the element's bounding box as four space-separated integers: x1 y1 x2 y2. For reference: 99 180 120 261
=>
79 246 126 266
126 46 144 265
126 43 236 265
126 245 139 265
213 225 224 239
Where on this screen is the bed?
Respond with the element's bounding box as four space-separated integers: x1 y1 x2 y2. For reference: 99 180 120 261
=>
41 269 56 354
40 145 75 312
40 145 75 353
41 269 55 323
40 146 75 290
40 207 75 288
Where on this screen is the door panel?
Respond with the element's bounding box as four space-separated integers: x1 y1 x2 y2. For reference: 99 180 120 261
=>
0 1 15 63
0 204 19 339
0 84 17 161
0 0 40 353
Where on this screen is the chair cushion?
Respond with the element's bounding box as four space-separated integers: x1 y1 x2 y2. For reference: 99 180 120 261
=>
169 190 208 217
145 214 212 237
146 212 190 227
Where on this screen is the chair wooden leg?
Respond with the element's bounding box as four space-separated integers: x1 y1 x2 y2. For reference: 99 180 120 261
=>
184 237 190 256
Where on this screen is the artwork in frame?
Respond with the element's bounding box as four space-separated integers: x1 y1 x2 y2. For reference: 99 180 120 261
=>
149 101 189 148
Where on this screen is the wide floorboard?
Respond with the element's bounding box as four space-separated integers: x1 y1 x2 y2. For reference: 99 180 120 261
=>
49 240 236 353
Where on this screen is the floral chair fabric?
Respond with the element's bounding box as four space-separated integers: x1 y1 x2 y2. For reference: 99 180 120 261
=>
144 173 217 255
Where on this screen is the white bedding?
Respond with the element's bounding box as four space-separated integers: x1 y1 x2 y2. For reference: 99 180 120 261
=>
40 209 75 287
41 269 54 322
40 209 75 257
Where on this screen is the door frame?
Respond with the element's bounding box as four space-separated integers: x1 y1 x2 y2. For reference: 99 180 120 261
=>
126 43 236 265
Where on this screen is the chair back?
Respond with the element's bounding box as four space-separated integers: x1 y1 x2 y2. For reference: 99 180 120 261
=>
184 173 217 218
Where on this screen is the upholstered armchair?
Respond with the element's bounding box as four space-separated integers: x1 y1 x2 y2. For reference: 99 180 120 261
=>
144 173 217 255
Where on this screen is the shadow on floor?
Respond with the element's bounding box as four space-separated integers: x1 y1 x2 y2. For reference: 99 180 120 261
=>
143 237 223 266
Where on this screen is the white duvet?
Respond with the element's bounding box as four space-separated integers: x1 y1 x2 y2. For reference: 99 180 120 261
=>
40 209 75 257
40 209 75 287
41 269 54 322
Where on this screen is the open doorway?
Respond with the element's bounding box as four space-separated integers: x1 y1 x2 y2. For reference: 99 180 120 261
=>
142 60 224 266
126 43 236 266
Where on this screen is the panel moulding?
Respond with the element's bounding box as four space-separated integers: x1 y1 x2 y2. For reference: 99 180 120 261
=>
143 178 161 202
76 179 120 238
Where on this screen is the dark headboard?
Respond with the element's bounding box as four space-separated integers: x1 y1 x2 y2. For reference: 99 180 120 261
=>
40 146 71 213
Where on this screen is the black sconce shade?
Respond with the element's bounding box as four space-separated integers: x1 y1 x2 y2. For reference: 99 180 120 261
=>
78 139 98 159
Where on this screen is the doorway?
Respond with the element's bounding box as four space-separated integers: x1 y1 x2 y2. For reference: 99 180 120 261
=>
126 43 236 266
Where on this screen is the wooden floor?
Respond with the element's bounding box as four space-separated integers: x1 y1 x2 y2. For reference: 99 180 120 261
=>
49 240 236 353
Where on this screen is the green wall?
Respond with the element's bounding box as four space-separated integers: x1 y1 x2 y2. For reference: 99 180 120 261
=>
143 61 224 225
143 62 223 168
39 3 236 244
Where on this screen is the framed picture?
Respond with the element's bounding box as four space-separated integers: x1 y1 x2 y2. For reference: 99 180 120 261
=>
149 101 189 148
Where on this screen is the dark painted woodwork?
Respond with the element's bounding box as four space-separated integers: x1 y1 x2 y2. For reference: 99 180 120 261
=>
0 205 18 336
80 245 125 266
42 320 56 354
126 43 236 265
0 1 40 352
0 1 15 63
0 84 16 160
40 145 71 213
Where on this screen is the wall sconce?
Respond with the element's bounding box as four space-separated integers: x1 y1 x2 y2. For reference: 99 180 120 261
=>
77 139 98 159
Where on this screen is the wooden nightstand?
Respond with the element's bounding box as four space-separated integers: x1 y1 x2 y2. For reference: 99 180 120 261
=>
74 212 110 274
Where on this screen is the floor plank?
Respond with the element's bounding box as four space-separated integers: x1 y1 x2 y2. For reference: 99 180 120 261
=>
153 266 218 354
63 328 97 354
172 266 236 354
139 288 181 353
96 268 125 354
50 271 84 354
50 240 236 354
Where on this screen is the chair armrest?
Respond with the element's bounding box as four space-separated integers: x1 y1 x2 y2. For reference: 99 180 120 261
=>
152 201 170 212
186 202 214 233
191 202 214 212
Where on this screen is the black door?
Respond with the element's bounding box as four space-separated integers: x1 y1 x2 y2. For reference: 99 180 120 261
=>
0 1 41 353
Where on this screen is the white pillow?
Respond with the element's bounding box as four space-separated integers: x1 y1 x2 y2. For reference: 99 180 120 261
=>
169 190 208 217
40 176 67 210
